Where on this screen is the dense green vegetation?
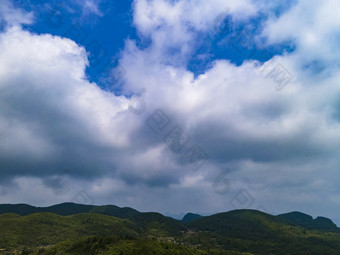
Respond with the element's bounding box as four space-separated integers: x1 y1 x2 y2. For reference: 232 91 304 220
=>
0 204 339 254
21 236 253 255
186 210 340 254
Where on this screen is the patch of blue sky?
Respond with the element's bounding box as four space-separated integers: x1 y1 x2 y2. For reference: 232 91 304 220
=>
15 0 137 95
187 7 296 77
16 0 298 91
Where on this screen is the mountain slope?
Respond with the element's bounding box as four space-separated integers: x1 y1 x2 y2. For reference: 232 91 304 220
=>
0 212 139 249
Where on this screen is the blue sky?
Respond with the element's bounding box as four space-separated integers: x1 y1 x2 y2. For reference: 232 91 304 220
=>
13 0 295 86
16 0 137 93
1 0 340 224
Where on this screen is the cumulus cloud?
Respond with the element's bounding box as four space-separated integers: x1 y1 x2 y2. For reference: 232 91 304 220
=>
0 26 134 178
132 0 259 66
119 0 340 219
1 0 340 224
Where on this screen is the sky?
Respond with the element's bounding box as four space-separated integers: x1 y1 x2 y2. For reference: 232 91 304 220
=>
1 0 340 224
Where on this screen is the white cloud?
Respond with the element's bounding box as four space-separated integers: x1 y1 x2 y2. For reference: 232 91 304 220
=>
261 0 340 63
0 26 136 177
0 0 33 27
132 0 259 65
133 0 258 34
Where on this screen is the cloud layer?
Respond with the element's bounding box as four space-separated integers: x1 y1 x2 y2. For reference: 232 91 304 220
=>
1 0 340 223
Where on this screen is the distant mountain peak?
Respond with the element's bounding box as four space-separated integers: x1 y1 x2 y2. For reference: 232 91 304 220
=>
181 213 204 223
277 211 338 232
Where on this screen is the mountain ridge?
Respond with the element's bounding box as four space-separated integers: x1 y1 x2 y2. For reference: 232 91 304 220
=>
0 203 337 231
1 204 340 254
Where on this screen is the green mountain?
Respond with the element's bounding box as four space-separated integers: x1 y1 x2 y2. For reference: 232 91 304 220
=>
186 210 340 254
276 211 339 232
0 203 139 218
0 204 340 255
181 213 204 223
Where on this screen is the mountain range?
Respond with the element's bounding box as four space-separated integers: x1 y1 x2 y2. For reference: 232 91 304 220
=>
0 203 339 254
